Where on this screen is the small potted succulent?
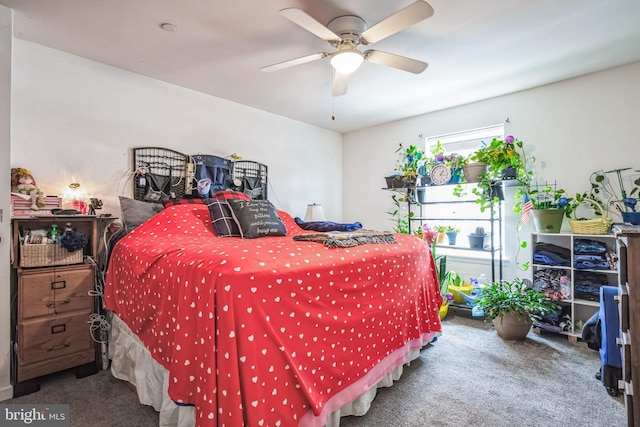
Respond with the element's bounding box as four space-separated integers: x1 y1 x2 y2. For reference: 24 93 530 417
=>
468 226 488 250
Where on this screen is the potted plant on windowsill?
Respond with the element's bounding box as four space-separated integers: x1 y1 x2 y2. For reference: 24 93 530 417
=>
476 278 559 340
467 135 530 212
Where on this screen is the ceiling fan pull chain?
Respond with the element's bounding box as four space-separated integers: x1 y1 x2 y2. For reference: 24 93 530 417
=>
332 97 336 121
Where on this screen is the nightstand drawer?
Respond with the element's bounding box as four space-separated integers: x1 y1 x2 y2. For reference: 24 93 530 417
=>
18 312 93 364
19 266 94 319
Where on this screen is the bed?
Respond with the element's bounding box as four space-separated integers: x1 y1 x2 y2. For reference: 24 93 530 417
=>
103 199 442 426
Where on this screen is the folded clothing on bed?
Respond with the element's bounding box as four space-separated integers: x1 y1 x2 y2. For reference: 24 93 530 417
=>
293 230 397 247
294 217 363 232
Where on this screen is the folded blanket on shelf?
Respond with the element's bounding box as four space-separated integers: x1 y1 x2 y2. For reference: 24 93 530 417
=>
293 230 397 248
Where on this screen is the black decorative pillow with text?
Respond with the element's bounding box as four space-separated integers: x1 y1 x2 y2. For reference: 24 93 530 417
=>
206 199 242 237
226 199 287 238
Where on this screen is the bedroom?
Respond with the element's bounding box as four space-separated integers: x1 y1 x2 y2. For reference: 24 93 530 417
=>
0 0 639 425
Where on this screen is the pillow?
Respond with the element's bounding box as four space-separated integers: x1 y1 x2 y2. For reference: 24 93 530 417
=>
119 196 164 233
213 190 252 201
206 199 242 237
226 199 287 239
162 198 205 208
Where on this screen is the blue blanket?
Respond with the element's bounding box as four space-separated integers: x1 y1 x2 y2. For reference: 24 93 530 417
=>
294 217 363 232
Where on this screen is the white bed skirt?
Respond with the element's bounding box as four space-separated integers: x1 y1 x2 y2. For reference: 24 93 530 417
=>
109 314 435 427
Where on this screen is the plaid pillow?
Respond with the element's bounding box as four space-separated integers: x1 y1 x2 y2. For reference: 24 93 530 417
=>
213 190 252 201
207 199 241 237
162 198 205 208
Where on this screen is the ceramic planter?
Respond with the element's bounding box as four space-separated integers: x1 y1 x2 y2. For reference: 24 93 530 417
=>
531 209 565 233
462 162 487 183
622 212 640 225
468 233 487 249
492 312 532 340
446 231 458 245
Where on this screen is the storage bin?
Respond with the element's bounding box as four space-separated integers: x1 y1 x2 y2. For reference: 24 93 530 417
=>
20 243 83 267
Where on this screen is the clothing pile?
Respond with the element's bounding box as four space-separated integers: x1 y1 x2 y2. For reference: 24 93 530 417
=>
574 271 609 301
573 238 616 270
533 268 571 301
533 242 570 267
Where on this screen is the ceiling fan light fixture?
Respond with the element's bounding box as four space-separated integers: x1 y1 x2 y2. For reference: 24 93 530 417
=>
330 49 364 74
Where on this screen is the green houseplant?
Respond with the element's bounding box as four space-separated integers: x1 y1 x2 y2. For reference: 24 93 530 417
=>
476 278 559 340
584 168 640 224
467 135 530 212
515 183 572 233
385 143 425 188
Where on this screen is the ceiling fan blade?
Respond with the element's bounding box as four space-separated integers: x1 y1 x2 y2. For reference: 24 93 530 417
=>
332 71 349 96
364 50 428 74
260 52 328 72
280 8 341 42
361 1 434 45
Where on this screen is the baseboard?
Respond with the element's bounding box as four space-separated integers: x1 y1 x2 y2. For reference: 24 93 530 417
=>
0 384 14 401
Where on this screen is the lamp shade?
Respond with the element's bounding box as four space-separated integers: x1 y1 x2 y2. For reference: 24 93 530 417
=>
330 49 364 74
304 203 326 222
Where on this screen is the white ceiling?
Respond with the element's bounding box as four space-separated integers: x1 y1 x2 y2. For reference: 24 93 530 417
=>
2 0 640 133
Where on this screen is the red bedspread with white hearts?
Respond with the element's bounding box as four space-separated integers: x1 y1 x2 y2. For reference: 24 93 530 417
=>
104 204 441 427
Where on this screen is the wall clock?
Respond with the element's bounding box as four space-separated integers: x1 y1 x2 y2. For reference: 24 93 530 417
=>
429 164 452 185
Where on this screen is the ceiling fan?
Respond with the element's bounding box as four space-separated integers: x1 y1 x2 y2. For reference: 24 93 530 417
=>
260 1 434 96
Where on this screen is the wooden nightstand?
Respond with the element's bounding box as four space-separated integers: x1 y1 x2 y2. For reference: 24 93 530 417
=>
11 216 100 397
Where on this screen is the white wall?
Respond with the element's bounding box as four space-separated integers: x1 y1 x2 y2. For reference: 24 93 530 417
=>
9 40 343 221
0 5 13 400
343 61 640 282
5 39 342 400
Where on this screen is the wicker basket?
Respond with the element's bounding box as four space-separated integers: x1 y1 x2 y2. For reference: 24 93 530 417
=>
568 199 613 235
20 243 83 267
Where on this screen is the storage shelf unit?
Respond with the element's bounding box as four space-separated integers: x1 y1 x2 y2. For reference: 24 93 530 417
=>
531 232 618 341
11 216 100 396
385 183 503 283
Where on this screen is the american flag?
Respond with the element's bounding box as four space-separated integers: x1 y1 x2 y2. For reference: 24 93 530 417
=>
520 194 534 225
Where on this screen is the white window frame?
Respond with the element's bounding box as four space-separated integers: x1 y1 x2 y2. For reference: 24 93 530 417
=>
423 124 506 261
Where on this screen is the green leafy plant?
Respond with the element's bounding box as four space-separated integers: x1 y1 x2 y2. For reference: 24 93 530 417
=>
515 184 572 215
387 193 413 234
586 168 640 215
476 278 559 322
433 225 460 233
393 143 425 179
469 135 532 213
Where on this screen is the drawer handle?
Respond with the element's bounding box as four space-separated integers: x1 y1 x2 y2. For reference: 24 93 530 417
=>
51 280 66 290
47 342 70 352
51 324 66 334
45 299 71 308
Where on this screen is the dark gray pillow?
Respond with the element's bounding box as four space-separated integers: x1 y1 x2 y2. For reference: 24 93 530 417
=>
226 199 287 238
206 199 241 237
119 196 164 233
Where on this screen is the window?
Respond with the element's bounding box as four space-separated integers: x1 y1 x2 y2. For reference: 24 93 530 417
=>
421 124 505 257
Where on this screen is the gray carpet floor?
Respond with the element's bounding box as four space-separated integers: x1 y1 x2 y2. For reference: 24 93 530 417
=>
2 313 626 427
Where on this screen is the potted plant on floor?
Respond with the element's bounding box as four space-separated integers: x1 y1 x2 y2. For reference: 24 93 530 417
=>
476 278 559 340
